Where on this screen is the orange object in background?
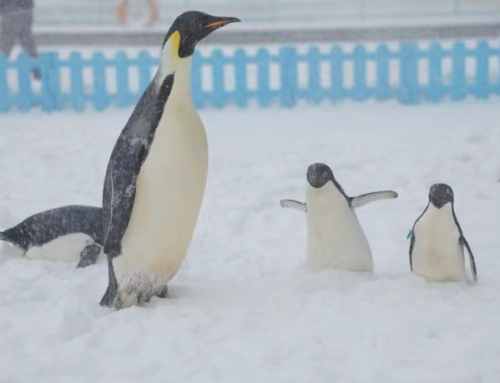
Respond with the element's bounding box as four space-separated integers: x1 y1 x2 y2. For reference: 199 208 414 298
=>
117 0 159 27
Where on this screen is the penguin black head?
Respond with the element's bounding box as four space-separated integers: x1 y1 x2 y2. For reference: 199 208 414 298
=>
307 163 336 189
429 183 454 209
0 228 29 253
162 11 240 60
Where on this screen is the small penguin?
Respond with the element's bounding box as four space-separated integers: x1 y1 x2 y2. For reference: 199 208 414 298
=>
100 11 240 309
0 205 103 268
409 183 477 283
280 163 398 272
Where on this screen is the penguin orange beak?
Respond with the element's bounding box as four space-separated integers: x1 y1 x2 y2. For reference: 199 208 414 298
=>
204 17 240 30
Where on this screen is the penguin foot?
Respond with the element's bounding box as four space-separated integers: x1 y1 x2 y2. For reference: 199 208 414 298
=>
115 287 154 309
156 285 169 299
99 284 118 308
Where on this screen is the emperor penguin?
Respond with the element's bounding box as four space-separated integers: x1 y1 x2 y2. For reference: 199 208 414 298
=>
100 11 240 309
280 163 398 272
0 205 103 268
409 183 477 283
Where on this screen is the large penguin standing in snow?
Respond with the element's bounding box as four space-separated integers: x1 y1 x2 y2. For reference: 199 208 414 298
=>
100 11 240 309
409 183 477 283
280 163 398 272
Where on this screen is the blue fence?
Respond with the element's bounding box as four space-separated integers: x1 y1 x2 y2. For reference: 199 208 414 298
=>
0 40 499 112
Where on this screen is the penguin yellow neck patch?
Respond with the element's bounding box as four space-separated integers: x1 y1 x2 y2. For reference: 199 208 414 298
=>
170 31 181 57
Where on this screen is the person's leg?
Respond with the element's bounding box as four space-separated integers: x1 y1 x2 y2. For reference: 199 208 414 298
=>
0 14 19 58
118 0 130 24
18 10 38 58
17 10 40 79
146 0 158 26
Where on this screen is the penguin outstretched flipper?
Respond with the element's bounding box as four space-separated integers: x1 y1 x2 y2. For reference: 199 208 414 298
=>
460 236 477 282
349 190 398 209
280 187 397 212
279 199 307 212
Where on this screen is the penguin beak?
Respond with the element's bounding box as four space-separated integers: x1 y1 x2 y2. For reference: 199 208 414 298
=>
204 17 240 30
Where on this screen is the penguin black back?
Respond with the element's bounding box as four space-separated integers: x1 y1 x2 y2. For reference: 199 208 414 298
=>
0 205 103 253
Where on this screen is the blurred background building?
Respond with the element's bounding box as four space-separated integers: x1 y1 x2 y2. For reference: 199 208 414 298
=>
35 0 500 29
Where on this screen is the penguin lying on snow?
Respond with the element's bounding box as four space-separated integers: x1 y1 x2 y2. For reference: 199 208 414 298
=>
280 163 398 272
100 11 240 310
409 183 477 283
0 205 103 268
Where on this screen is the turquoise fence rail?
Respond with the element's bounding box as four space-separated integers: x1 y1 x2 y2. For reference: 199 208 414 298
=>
0 40 499 112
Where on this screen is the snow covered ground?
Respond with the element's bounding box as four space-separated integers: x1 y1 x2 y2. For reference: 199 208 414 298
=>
0 100 499 382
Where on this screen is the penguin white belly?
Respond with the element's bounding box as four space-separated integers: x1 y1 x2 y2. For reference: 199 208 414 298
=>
25 233 97 263
113 102 208 295
306 184 373 272
412 205 465 282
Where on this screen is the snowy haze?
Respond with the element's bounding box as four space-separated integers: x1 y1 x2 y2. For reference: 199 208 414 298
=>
0 100 499 382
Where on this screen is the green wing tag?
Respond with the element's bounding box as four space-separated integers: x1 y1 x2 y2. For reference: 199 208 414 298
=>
406 230 413 239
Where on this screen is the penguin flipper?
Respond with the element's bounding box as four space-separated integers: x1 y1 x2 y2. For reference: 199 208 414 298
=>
76 243 102 268
460 236 477 282
102 141 147 256
279 199 306 212
349 190 398 209
409 232 415 272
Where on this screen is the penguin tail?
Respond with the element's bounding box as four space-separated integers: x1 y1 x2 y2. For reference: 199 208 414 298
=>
0 231 8 242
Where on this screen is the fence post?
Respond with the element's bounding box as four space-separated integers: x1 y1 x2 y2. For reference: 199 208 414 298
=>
0 53 10 112
39 52 54 111
374 44 391 101
427 42 444 102
256 48 271 107
353 45 369 101
496 45 500 97
329 46 344 101
16 52 34 111
91 52 109 110
68 52 85 111
450 41 467 100
399 42 420 104
211 49 225 109
137 51 152 99
306 46 322 104
233 49 248 108
192 51 203 108
279 47 298 108
115 51 130 108
474 40 490 99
